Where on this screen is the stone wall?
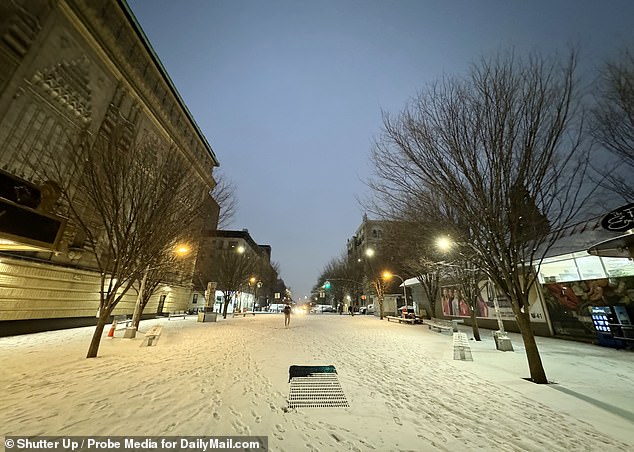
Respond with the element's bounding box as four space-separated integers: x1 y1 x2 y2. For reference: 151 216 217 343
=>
0 0 217 326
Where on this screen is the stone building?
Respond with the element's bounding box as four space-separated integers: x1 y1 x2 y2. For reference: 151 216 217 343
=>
191 229 281 313
0 0 220 335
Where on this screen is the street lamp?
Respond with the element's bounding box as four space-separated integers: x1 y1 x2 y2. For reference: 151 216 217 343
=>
436 236 512 350
125 243 191 338
249 276 262 314
382 271 409 316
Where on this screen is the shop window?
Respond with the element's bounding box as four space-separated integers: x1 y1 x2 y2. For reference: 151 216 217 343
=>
574 255 607 280
538 258 580 283
602 257 634 278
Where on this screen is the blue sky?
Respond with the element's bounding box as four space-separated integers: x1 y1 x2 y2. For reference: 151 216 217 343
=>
127 0 634 300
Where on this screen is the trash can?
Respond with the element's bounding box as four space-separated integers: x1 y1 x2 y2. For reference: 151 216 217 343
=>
198 309 217 323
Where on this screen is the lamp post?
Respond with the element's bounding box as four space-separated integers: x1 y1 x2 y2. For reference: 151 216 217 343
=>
382 272 408 316
124 243 191 338
436 236 512 350
249 277 262 314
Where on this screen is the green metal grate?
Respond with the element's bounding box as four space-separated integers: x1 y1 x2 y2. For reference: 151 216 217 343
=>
288 365 349 408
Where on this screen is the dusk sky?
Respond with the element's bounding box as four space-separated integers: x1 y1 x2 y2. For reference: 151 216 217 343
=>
127 0 634 300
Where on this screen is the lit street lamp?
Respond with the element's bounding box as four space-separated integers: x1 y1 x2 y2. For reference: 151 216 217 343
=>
382 271 409 316
249 276 262 314
124 243 191 339
436 236 512 350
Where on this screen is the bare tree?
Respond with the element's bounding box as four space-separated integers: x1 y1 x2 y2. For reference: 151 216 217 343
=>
130 240 194 329
39 124 209 358
369 50 593 383
441 254 486 341
377 221 447 319
315 254 349 308
591 49 634 201
256 260 280 310
211 170 238 229
212 248 260 318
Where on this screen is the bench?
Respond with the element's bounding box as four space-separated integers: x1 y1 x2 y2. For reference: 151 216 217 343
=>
232 310 253 317
141 325 163 347
453 332 473 361
113 315 132 329
168 311 187 320
423 317 462 334
386 315 416 324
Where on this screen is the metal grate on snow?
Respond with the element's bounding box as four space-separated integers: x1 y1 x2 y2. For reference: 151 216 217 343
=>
287 365 349 408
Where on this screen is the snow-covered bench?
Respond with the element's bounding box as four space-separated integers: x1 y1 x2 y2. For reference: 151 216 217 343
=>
423 318 461 334
141 325 163 347
113 315 132 329
453 332 473 361
168 311 187 320
233 310 254 317
386 315 416 324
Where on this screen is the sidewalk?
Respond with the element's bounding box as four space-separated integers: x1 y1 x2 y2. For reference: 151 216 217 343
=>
1 314 633 451
452 323 634 431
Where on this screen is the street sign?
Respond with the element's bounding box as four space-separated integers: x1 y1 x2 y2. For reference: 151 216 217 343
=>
600 203 634 232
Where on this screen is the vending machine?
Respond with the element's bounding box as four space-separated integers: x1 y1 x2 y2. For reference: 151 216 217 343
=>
613 305 634 339
591 306 631 348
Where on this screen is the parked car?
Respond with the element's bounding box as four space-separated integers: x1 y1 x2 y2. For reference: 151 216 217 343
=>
359 304 375 314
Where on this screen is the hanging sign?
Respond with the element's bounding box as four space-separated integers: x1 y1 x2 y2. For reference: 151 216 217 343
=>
601 203 634 232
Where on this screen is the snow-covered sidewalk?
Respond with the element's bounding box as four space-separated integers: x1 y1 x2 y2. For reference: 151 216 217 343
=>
1 313 633 451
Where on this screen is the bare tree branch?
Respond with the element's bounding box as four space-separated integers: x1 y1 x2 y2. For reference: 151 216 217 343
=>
367 50 594 383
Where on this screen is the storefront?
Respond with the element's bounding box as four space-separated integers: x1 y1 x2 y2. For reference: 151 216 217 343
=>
438 279 549 334
537 251 634 341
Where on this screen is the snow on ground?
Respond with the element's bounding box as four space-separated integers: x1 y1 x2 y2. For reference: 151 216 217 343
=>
1 312 634 451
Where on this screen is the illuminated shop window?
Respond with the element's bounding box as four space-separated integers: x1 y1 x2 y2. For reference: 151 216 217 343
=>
538 256 580 283
602 257 634 278
573 254 607 280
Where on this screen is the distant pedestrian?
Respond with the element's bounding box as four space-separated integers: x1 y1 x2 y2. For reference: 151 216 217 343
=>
283 304 292 327
348 305 354 316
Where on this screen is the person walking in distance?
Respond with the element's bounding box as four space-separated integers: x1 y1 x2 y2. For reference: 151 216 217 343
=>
283 304 292 327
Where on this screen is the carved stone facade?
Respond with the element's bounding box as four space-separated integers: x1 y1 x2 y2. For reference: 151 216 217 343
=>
0 0 220 331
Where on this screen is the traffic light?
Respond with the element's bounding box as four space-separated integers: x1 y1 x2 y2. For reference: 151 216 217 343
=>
323 281 331 290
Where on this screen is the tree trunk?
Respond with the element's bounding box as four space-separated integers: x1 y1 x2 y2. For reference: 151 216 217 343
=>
470 309 481 341
86 310 109 358
429 299 437 319
516 310 548 383
379 296 384 320
133 298 151 330
222 300 229 319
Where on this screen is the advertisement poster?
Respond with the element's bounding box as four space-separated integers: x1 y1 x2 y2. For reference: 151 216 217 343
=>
541 275 634 339
440 281 547 323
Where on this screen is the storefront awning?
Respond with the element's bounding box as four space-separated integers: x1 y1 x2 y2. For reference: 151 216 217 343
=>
587 231 634 259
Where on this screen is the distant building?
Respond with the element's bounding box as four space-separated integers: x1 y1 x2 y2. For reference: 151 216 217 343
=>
191 229 283 312
346 214 390 260
0 0 219 335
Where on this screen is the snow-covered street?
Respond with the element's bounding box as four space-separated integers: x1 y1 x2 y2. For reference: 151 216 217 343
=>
1 313 633 451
